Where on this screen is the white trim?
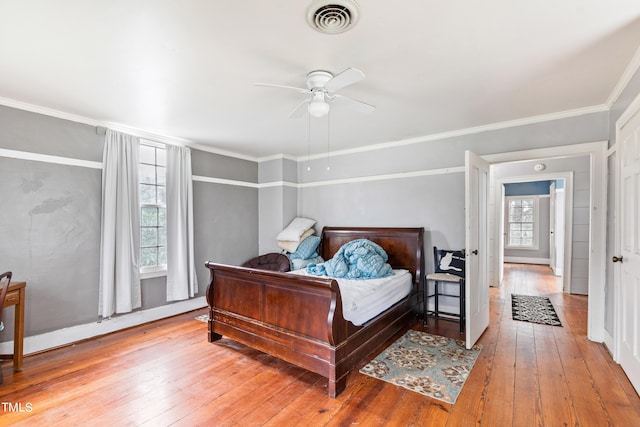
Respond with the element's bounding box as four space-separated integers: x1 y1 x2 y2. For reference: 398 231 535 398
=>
192 175 259 188
0 148 102 169
0 148 462 190
140 267 167 280
0 297 206 356
504 256 551 265
299 167 465 188
484 141 607 163
606 44 640 108
0 95 610 164
291 106 608 162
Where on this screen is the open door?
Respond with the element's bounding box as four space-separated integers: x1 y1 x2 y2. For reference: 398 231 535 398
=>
615 100 640 394
465 151 490 349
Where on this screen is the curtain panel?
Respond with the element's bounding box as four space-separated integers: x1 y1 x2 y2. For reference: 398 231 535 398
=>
166 145 198 301
99 130 141 317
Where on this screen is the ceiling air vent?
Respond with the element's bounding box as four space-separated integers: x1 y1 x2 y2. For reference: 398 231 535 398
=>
307 0 360 34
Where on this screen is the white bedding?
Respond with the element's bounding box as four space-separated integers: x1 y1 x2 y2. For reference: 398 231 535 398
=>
291 269 413 326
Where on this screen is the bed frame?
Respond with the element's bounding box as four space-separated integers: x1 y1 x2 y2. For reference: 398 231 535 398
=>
204 227 424 397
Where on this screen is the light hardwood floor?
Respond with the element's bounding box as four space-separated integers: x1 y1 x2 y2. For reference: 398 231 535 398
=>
1 263 639 426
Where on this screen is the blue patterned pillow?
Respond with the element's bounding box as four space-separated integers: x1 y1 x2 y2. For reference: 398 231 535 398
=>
289 235 321 260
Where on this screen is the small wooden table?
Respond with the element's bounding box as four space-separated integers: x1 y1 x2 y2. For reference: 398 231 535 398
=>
2 281 26 372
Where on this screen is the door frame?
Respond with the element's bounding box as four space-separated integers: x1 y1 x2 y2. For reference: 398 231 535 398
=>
482 140 607 342
494 172 574 294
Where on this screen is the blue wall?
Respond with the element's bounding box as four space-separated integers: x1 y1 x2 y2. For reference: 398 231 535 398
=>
504 180 552 196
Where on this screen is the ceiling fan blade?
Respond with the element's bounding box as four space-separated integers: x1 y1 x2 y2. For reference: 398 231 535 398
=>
333 94 376 114
254 83 309 94
324 68 366 92
288 98 311 118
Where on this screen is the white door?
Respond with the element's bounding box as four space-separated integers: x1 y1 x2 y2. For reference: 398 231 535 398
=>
465 151 490 349
549 181 557 274
616 105 640 394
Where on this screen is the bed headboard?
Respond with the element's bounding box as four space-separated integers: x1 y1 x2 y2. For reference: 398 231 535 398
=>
319 227 425 286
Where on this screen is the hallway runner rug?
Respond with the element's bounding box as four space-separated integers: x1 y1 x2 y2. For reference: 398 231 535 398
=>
359 330 482 404
511 294 562 326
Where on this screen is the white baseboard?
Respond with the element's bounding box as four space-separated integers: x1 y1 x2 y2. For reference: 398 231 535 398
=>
603 329 615 359
0 297 207 356
504 256 551 265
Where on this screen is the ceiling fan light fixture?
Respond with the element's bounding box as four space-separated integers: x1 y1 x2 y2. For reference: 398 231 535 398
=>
308 98 330 117
307 0 360 34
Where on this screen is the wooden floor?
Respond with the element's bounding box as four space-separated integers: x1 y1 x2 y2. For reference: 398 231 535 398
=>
2 264 639 426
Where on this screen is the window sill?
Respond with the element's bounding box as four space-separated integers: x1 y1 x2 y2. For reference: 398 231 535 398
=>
140 267 167 280
505 246 539 251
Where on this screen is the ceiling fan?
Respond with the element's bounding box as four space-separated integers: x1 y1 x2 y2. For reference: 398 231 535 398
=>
255 68 376 118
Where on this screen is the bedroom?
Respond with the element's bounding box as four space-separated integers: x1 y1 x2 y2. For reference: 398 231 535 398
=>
0 0 640 424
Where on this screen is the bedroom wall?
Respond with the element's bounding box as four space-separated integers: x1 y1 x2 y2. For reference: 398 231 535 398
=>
0 105 258 346
279 112 608 277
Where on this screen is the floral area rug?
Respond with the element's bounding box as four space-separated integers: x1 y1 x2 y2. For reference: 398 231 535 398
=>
511 294 562 326
359 330 482 404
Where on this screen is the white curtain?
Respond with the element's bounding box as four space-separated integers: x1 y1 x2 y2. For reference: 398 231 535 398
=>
99 129 141 317
166 145 198 301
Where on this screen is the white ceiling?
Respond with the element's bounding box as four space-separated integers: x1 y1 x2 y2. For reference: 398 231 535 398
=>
1 1 639 159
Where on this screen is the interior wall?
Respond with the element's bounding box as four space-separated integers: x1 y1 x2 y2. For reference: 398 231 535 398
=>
285 113 607 282
0 106 259 343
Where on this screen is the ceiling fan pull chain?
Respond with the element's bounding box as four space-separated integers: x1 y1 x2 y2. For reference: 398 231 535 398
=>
307 111 312 172
326 113 331 171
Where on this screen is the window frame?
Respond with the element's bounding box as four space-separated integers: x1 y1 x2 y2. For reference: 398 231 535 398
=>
139 139 167 279
504 195 540 250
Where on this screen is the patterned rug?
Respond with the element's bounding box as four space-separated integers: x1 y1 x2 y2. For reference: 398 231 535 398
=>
359 330 482 404
195 314 208 323
511 294 562 326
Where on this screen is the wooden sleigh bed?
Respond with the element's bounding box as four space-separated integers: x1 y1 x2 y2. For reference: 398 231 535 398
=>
204 227 425 397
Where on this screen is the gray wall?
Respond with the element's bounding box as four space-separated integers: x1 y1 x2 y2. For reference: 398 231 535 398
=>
260 112 608 279
0 106 258 342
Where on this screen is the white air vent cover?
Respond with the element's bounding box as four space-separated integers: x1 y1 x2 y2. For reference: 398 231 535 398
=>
307 0 360 34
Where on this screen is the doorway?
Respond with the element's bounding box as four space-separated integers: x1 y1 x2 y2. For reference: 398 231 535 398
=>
482 140 608 342
495 173 573 294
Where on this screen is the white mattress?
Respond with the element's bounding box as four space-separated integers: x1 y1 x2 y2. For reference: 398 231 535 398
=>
291 269 413 326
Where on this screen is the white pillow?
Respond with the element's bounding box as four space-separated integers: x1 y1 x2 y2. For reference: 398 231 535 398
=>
278 228 315 252
276 217 316 242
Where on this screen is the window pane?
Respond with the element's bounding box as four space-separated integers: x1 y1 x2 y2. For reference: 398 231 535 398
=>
158 247 167 266
158 227 167 246
140 184 156 204
141 247 157 267
157 186 166 205
141 207 158 226
139 143 166 272
141 227 158 247
156 148 166 166
139 145 156 165
157 166 166 186
139 164 156 185
158 207 166 227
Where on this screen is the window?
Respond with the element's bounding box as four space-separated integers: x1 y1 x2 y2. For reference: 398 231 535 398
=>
506 196 538 249
139 141 166 273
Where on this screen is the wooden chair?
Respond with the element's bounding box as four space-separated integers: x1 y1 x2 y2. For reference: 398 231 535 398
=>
424 248 465 333
0 271 12 385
